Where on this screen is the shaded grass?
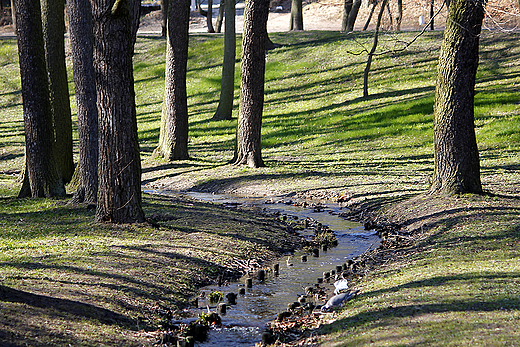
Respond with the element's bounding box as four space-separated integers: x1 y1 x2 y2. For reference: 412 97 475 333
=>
317 194 520 346
0 194 300 346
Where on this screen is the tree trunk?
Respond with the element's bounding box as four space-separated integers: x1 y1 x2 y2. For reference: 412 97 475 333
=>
233 0 269 168
341 0 352 32
154 0 190 160
67 0 98 204
206 0 215 32
430 0 485 196
430 0 434 30
363 1 376 30
14 0 65 198
10 0 15 31
161 0 168 36
363 0 387 98
131 0 141 48
385 1 393 30
92 0 144 223
213 0 236 120
215 0 224 33
396 0 402 31
346 0 361 31
289 0 303 31
41 0 74 185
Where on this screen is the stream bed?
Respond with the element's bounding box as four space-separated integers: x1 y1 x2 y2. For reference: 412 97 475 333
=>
152 191 380 346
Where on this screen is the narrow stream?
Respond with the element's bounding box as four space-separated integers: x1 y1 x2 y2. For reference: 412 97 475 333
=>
150 191 379 346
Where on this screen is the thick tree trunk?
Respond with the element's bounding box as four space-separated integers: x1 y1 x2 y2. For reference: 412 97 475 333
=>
154 0 190 160
67 0 98 204
14 0 65 198
92 0 144 223
41 0 74 184
346 0 361 31
341 0 352 32
213 0 236 120
233 0 269 168
430 0 485 196
289 0 303 31
215 0 224 33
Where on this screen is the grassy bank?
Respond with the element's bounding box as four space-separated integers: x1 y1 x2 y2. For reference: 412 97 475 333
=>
1 30 519 346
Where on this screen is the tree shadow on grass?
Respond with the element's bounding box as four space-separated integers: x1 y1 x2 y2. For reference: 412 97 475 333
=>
320 271 520 335
0 285 134 328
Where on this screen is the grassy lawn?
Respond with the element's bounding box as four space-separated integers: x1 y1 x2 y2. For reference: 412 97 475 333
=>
1 29 519 346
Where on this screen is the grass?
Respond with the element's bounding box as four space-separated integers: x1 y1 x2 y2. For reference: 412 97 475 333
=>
1 29 520 346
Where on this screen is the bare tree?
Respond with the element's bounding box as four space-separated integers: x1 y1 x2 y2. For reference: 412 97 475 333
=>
67 0 98 204
233 0 269 167
154 0 191 160
213 0 236 120
15 0 65 198
290 0 303 30
92 0 144 223
430 0 485 195
41 0 74 184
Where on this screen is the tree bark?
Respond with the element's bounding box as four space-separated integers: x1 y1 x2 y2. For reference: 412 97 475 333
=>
215 0 224 33
363 1 376 30
430 0 485 196
289 0 303 31
41 0 74 185
67 0 98 204
341 0 352 32
206 0 214 32
345 0 361 31
10 0 15 31
161 0 168 36
396 0 402 30
213 0 236 120
92 0 144 223
233 0 269 168
131 0 141 48
14 0 65 198
154 0 190 160
430 0 434 30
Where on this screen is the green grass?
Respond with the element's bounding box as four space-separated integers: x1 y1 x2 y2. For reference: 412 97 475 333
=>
1 30 520 346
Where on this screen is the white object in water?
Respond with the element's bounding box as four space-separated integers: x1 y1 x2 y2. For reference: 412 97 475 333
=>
419 15 425 26
333 279 349 295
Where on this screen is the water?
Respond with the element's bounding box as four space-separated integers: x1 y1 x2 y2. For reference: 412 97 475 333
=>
146 191 379 346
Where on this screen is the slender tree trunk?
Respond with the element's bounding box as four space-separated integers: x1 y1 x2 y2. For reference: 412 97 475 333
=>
67 0 98 204
385 1 393 29
15 0 65 198
161 0 168 36
41 0 74 185
341 0 352 32
363 1 376 30
430 0 485 196
396 0 402 31
430 0 434 30
213 0 236 120
92 0 144 223
346 0 361 31
215 0 224 33
233 0 269 168
154 0 190 160
363 0 387 98
10 0 15 31
207 0 215 32
289 0 303 31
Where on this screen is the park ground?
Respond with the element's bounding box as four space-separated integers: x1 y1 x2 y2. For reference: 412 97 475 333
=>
1 8 520 347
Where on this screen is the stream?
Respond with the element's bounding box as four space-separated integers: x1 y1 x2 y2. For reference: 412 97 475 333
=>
150 191 380 346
